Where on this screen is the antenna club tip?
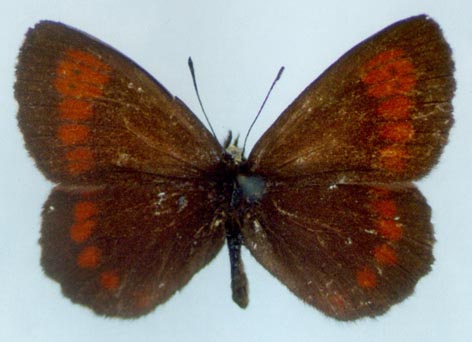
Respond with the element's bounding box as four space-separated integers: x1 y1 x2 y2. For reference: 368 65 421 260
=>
277 66 285 79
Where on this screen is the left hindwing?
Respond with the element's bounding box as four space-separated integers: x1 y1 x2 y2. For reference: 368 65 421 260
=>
40 176 225 317
241 181 433 320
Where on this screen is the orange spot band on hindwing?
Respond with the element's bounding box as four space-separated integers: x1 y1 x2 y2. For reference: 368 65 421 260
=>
57 124 90 145
74 201 98 221
77 246 101 268
371 199 398 219
100 270 120 290
70 220 96 243
374 244 398 265
377 219 403 242
356 267 377 289
70 201 99 243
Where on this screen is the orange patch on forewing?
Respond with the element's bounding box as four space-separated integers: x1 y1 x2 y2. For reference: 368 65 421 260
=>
58 98 94 120
77 246 101 268
74 201 98 221
70 220 96 243
57 124 90 145
379 122 414 142
378 146 409 172
55 49 111 98
54 49 109 176
366 74 416 98
361 49 416 98
364 49 405 71
377 219 403 242
362 50 417 173
356 267 377 289
67 50 108 68
374 244 398 265
65 147 93 174
100 270 120 290
377 96 413 120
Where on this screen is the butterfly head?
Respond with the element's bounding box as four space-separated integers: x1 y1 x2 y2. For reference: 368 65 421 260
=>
225 144 243 165
222 130 245 165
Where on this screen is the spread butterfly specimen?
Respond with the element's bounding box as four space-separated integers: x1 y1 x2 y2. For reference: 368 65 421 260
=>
15 15 454 320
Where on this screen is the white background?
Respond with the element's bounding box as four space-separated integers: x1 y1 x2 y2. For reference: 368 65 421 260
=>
1 1 471 341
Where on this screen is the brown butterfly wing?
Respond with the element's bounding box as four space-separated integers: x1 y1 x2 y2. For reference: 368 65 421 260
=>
249 15 454 183
243 15 454 320
241 182 432 320
15 22 226 317
41 176 225 317
15 21 222 184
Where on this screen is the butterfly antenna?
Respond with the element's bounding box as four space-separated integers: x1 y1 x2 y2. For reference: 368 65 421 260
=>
188 57 218 140
242 66 285 156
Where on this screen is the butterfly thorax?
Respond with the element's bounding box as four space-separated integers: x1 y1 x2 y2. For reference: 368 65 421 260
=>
219 145 267 209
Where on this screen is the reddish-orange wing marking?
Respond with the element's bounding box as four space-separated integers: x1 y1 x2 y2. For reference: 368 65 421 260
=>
15 22 226 317
41 178 224 317
15 22 221 184
242 183 433 319
16 15 454 320
244 16 454 320
250 17 453 183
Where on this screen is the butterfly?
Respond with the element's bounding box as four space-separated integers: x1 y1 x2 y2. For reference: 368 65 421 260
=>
15 15 454 321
